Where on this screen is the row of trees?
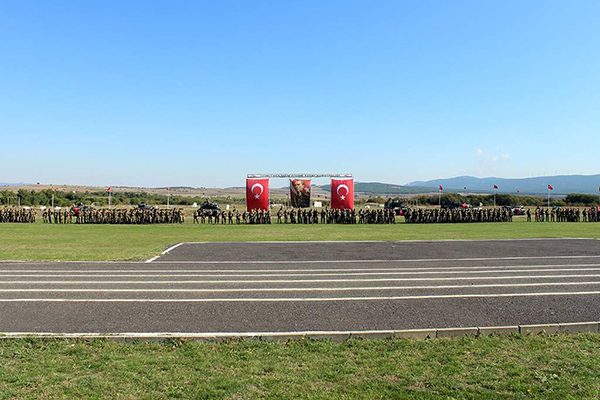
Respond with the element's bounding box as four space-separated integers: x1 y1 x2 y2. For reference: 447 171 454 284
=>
1 189 599 208
399 193 600 207
0 189 229 208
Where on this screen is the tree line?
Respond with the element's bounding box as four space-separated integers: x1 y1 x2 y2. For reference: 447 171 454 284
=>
1 189 598 208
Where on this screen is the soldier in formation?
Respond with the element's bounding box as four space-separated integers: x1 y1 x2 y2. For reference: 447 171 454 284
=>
0 208 36 223
404 207 513 224
530 207 600 223
42 208 184 224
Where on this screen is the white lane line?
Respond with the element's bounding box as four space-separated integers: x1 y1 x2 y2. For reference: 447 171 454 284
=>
4 267 600 278
180 238 595 244
145 256 160 264
3 281 600 292
4 263 600 274
4 274 600 284
1 254 600 265
151 255 600 264
162 243 184 255
3 290 600 302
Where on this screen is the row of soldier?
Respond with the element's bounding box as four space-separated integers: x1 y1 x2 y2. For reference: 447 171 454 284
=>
528 207 600 223
0 208 36 223
193 209 272 224
41 208 185 224
193 208 396 225
404 207 513 224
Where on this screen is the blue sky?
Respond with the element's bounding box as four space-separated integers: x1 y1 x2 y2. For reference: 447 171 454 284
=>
1 1 599 187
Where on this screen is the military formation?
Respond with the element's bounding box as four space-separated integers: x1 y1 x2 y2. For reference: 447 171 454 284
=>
193 209 272 225
528 206 600 223
0 208 36 223
4 204 600 226
192 207 396 225
404 207 513 224
41 208 185 224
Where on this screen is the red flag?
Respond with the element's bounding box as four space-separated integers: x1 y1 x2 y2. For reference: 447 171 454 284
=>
493 185 498 190
439 185 444 191
548 184 554 190
246 178 269 210
167 187 169 192
517 190 520 194
331 179 354 210
107 187 111 192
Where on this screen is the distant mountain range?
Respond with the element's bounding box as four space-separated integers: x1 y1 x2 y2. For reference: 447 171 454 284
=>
407 175 600 195
0 183 28 187
320 182 430 195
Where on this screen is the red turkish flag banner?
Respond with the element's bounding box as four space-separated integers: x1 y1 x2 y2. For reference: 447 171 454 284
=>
439 185 444 191
548 184 554 190
107 187 111 192
493 184 498 189
246 178 269 210
331 179 354 210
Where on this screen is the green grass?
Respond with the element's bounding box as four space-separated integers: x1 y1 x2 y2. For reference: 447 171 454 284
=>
1 335 599 399
1 219 599 261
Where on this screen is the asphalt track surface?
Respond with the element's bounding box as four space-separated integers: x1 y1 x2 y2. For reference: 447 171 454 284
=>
2 238 600 334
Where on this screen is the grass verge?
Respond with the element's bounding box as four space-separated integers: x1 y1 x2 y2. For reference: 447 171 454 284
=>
1 334 599 399
1 219 599 261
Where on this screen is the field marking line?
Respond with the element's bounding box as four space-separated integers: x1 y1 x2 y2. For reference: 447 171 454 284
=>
3 281 600 292
4 273 600 284
4 263 600 274
151 255 600 264
161 243 185 255
2 255 600 265
145 256 160 263
2 320 598 339
179 238 597 244
3 290 600 302
4 267 600 278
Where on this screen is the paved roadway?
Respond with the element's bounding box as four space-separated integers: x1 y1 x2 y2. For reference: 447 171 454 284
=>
2 238 600 334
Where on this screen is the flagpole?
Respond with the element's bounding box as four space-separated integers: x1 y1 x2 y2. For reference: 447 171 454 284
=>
438 189 441 208
109 189 111 209
167 188 170 209
51 190 54 210
494 191 496 208
547 187 550 209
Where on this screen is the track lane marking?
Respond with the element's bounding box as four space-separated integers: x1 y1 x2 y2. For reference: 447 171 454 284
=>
162 243 184 255
3 290 600 302
4 267 600 278
151 255 600 264
2 281 600 292
4 274 600 284
4 263 600 274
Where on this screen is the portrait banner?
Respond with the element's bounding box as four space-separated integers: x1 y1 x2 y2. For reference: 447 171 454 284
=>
290 179 311 208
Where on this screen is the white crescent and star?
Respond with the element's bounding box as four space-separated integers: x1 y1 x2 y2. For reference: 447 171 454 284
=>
251 183 264 199
336 184 349 201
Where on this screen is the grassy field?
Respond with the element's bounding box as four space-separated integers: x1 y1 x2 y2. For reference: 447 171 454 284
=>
1 219 599 261
0 334 599 399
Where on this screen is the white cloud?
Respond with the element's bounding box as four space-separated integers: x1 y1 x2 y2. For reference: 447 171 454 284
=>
476 148 484 155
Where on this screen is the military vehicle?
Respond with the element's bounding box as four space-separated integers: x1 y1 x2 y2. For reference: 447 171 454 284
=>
136 203 156 210
384 198 409 215
197 199 221 217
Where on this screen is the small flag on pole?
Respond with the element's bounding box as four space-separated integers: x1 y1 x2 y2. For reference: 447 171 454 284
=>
107 187 111 192
493 185 498 190
439 185 444 191
548 184 554 190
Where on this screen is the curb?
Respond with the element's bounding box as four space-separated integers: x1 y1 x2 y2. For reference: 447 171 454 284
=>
1 321 599 342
